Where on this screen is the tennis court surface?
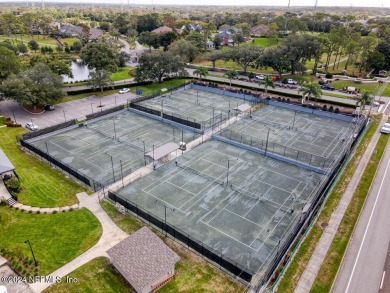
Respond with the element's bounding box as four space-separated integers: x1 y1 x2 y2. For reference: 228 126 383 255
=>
114 139 327 279
27 110 195 185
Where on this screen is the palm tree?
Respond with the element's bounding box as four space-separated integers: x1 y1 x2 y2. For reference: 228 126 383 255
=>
260 75 275 94
356 90 372 110
193 66 208 81
298 81 322 103
224 69 238 86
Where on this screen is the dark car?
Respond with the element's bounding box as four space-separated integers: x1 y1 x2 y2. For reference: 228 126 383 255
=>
44 105 55 111
320 84 335 91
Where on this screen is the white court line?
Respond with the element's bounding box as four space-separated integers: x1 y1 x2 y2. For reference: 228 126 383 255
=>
242 186 273 218
345 152 390 293
142 189 187 213
380 271 386 289
222 208 265 228
200 220 259 251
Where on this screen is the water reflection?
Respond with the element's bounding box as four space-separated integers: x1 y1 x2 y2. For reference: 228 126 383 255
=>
62 59 94 83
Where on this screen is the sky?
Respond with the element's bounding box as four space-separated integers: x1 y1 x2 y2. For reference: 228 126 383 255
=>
5 0 390 8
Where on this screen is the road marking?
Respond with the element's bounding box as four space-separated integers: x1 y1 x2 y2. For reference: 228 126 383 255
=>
380 271 386 290
383 102 390 114
379 105 384 113
345 151 390 293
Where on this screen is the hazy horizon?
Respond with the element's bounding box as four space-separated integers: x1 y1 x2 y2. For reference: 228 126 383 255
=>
2 0 390 8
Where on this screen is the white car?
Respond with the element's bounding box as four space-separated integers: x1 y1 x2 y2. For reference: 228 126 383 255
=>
287 79 298 85
255 75 265 80
119 88 130 94
0 286 8 293
25 122 38 131
380 122 390 134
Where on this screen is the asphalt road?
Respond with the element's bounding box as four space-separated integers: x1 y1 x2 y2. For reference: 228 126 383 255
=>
332 127 390 293
0 91 136 130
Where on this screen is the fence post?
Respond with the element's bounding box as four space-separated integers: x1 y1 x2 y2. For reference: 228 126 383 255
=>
296 150 299 161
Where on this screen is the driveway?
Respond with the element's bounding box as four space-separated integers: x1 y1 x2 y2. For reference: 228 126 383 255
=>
0 91 137 130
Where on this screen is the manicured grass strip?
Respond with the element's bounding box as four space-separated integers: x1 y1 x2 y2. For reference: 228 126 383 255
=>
110 66 133 81
332 80 390 97
0 207 102 275
43 257 131 293
311 122 390 292
101 201 244 292
0 127 89 207
138 79 188 96
276 115 381 293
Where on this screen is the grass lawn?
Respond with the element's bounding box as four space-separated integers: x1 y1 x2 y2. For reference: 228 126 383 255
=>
311 118 390 292
138 79 189 96
276 115 381 293
110 66 133 82
59 89 119 103
331 80 390 97
244 37 281 47
101 201 244 292
0 127 89 207
0 35 79 49
43 257 131 293
0 207 102 275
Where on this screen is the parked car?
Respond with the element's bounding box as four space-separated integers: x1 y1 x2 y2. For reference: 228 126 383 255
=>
119 88 130 94
320 84 335 91
287 79 298 85
255 75 265 80
25 122 38 131
44 104 55 111
380 122 390 134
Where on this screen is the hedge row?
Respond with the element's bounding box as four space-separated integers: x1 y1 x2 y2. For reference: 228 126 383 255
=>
66 80 153 95
200 78 356 109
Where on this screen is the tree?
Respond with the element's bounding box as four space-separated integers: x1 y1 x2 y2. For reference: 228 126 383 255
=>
17 43 28 54
28 40 39 52
213 35 222 50
136 13 161 33
158 31 177 51
224 69 238 86
30 55 73 78
205 51 225 69
185 32 206 53
80 42 118 72
99 22 110 32
117 51 130 68
261 75 275 94
138 31 159 51
0 47 20 76
232 32 245 46
377 40 390 70
226 46 262 73
256 47 290 79
298 82 322 103
71 41 83 53
135 51 184 83
87 70 114 92
365 51 386 73
169 39 197 63
193 66 208 81
356 90 372 110
0 63 64 108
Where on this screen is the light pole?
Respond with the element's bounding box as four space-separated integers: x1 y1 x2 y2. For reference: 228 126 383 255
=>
265 128 271 155
120 160 125 188
152 145 155 169
220 158 239 186
12 110 17 124
155 200 175 236
24 240 38 266
115 96 118 106
63 109 67 122
113 118 117 140
91 103 94 114
105 152 115 182
45 141 51 166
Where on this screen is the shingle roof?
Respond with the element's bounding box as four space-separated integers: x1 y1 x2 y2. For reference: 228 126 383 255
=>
107 227 180 292
151 26 173 33
89 28 103 40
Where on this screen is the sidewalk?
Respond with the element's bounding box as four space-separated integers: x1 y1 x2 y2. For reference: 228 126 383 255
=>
293 115 387 293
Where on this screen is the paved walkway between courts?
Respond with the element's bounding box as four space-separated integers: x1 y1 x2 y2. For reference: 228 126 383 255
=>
293 115 387 293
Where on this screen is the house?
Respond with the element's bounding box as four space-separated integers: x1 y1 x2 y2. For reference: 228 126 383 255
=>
206 39 214 48
88 28 103 41
181 23 203 33
58 24 83 37
250 24 270 37
0 150 15 176
107 227 180 293
218 26 241 34
151 26 173 34
216 31 234 46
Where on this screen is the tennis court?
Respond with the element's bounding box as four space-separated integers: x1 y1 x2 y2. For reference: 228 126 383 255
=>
115 139 326 277
135 88 249 129
27 111 195 185
219 105 358 169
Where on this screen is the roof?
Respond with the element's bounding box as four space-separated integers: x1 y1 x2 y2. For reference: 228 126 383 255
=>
0 149 15 174
145 142 179 160
250 24 270 36
89 28 103 40
59 24 82 35
218 26 241 33
151 26 173 33
107 227 180 292
234 103 252 112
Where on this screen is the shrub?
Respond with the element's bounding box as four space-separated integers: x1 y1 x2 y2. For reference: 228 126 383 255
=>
335 107 340 113
6 177 21 193
282 78 288 84
329 105 334 112
325 72 333 78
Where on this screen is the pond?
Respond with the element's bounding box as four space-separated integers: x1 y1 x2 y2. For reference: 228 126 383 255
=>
62 59 93 83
